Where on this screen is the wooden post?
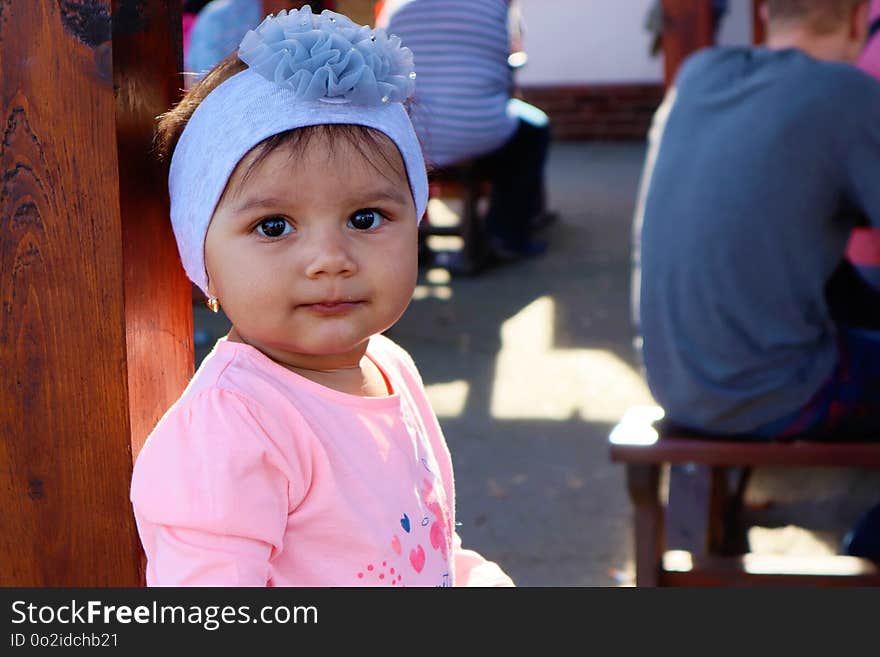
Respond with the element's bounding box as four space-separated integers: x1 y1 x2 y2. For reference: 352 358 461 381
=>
661 0 715 88
334 0 375 25
752 0 767 45
625 464 664 587
1 0 192 585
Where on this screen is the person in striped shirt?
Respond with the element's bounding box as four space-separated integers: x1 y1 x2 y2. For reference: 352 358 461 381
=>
378 0 551 259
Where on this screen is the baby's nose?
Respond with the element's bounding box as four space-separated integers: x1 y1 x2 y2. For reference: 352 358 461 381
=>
303 230 356 278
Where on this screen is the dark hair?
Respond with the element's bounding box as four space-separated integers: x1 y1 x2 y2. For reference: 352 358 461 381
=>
765 0 867 34
183 0 212 15
156 53 247 162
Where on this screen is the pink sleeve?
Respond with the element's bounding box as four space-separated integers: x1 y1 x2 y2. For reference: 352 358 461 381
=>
130 388 301 586
452 533 516 587
859 1 880 81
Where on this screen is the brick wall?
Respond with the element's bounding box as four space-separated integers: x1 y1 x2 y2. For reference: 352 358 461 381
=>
519 83 665 141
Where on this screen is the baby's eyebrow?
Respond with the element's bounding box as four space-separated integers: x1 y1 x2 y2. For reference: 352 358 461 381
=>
230 189 411 214
231 197 288 213
363 188 410 206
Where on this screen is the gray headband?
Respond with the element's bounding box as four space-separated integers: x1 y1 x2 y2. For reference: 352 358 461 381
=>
168 6 428 295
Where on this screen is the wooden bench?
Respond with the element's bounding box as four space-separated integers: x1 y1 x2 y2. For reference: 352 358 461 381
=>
609 406 880 586
419 159 495 275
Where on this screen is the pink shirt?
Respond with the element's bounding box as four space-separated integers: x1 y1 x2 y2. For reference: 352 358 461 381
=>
130 334 513 587
859 0 880 81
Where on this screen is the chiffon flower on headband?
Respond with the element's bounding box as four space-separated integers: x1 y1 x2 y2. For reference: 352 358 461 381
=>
237 5 417 105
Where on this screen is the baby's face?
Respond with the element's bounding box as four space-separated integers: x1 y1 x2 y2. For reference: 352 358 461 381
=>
204 129 419 366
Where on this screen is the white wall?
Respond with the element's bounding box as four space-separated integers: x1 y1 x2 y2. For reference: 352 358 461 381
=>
716 0 753 48
516 0 753 86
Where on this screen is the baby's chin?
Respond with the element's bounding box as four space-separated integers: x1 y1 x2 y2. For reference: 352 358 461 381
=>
244 331 376 361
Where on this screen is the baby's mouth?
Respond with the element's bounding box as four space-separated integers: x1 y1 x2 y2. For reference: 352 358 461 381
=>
298 299 365 315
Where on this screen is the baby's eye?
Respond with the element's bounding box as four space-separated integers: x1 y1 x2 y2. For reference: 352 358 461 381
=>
255 216 292 238
348 209 385 231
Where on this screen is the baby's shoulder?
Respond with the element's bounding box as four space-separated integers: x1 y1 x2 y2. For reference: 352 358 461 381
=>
141 346 316 458
369 333 422 380
134 381 315 504
142 385 293 460
130 380 309 524
176 340 307 417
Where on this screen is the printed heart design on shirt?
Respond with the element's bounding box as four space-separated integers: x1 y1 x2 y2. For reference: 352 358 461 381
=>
400 514 411 533
430 522 444 551
391 535 402 555
409 545 426 573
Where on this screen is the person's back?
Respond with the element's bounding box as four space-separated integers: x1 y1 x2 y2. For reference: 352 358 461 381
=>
636 0 880 435
379 0 518 167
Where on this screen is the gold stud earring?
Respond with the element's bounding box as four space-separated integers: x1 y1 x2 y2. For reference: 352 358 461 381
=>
206 297 220 313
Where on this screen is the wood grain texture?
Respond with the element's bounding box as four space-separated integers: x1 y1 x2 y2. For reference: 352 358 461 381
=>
114 0 192 462
1 0 189 585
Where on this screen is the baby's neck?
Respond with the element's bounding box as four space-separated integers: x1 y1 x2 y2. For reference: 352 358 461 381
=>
226 328 391 397
289 359 392 397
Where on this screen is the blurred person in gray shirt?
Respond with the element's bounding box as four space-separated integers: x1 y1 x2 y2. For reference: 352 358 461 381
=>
634 0 880 440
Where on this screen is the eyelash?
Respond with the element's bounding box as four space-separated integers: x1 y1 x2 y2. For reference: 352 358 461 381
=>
253 216 293 239
251 209 390 239
348 208 388 231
